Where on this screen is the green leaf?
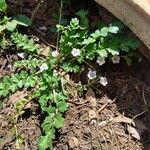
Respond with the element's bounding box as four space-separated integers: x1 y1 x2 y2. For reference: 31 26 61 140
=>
41 115 54 132
17 80 24 88
0 0 7 12
0 84 4 90
108 26 119 34
38 130 55 150
6 20 17 31
57 101 68 112
97 49 108 57
56 24 64 31
70 18 79 29
0 25 6 32
46 107 56 114
11 32 39 53
100 26 119 36
76 9 89 27
14 15 32 27
107 48 119 55
55 92 68 101
11 75 19 83
91 30 101 39
54 113 64 129
76 10 89 18
25 77 36 88
2 90 9 97
100 27 109 37
62 62 81 73
82 37 95 45
120 39 141 52
0 90 5 97
10 84 17 93
0 16 9 24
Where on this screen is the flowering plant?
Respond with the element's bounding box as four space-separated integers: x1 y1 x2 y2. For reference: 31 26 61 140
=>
0 12 141 150
57 18 140 85
58 18 140 67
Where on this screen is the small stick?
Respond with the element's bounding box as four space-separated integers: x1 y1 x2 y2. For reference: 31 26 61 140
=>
98 98 116 114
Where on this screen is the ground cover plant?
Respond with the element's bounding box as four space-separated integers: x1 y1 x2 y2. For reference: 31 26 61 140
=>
1 0 150 150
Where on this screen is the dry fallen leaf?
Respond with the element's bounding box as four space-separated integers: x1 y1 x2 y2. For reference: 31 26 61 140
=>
127 125 143 140
112 115 148 131
24 102 32 109
68 136 79 148
7 91 28 107
39 46 50 57
85 88 97 107
112 115 133 124
111 115 147 140
88 110 97 120
98 120 107 127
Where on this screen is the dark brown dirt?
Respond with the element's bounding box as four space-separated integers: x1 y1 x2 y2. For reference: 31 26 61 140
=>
53 96 144 150
0 91 41 150
53 59 150 150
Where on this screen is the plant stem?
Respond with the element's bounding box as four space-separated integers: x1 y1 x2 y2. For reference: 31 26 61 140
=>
56 0 63 51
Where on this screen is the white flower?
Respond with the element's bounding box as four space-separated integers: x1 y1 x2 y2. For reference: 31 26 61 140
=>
87 70 96 80
111 55 120 64
52 50 59 57
109 26 119 34
96 57 105 66
17 52 26 59
99 77 108 86
71 48 80 57
53 70 58 76
7 64 12 69
39 63 48 71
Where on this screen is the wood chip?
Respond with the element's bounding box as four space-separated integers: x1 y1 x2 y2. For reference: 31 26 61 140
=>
68 137 79 148
88 110 97 120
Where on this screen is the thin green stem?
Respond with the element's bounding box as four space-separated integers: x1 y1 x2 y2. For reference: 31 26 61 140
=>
56 0 63 51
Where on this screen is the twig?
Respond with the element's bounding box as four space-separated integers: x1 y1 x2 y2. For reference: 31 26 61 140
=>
41 37 56 48
132 110 147 120
83 60 95 70
142 85 148 110
98 98 116 114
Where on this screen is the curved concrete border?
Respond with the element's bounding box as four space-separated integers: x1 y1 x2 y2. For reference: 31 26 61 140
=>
95 0 150 54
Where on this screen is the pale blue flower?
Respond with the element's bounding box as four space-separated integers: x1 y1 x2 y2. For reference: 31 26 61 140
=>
111 55 120 64
96 57 105 66
100 77 108 86
87 70 96 80
71 48 80 57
